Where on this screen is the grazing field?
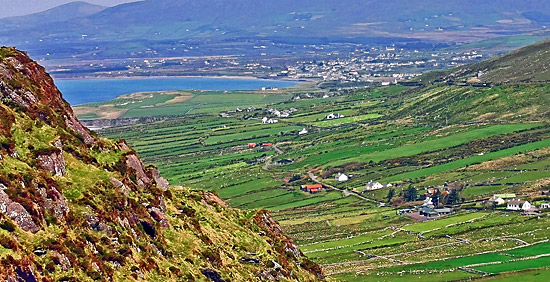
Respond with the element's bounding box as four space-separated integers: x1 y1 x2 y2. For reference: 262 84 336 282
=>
96 81 550 281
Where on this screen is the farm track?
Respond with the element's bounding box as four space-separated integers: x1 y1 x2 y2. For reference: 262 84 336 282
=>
308 172 377 203
324 238 550 276
263 142 289 170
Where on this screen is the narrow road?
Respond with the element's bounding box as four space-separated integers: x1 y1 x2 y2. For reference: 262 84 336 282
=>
308 172 377 203
263 142 290 171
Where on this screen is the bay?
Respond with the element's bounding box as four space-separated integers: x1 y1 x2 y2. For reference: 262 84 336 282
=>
55 77 298 105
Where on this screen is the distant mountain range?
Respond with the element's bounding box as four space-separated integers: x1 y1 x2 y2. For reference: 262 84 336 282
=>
0 1 106 28
2 0 550 59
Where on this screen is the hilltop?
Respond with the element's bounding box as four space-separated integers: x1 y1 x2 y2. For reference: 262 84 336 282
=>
0 48 323 281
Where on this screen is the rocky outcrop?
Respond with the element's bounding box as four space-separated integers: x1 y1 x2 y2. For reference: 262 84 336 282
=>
0 48 96 146
36 150 66 176
37 186 69 220
125 153 151 187
254 210 324 280
203 192 228 207
149 207 169 228
150 166 169 190
0 190 39 233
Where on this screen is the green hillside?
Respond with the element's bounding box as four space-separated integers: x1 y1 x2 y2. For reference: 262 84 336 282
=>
420 39 550 84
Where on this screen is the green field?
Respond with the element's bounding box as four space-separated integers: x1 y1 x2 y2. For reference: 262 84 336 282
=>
96 80 550 281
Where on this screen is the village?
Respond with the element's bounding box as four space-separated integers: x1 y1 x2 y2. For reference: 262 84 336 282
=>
298 170 550 223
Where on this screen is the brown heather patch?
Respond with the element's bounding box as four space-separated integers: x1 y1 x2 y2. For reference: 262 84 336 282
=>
465 154 529 171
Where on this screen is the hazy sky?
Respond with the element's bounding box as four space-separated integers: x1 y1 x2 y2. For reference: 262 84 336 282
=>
0 0 139 18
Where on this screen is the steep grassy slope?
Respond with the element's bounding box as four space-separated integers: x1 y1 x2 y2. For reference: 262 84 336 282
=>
419 39 550 84
0 48 323 281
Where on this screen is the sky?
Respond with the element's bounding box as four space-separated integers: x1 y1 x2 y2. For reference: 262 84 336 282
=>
0 0 139 18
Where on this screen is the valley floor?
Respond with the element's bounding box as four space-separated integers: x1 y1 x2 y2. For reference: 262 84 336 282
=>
89 82 550 281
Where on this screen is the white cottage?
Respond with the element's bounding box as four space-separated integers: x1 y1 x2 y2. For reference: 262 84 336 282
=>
507 200 532 211
336 173 349 182
365 180 384 191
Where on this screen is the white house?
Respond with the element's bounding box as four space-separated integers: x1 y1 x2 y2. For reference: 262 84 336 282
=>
336 173 349 182
490 197 506 206
507 200 532 211
325 113 344 120
423 197 434 207
490 194 516 205
262 117 278 124
365 180 384 191
541 203 550 209
299 128 308 135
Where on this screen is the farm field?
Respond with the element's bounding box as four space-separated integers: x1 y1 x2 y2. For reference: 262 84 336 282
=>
95 78 550 281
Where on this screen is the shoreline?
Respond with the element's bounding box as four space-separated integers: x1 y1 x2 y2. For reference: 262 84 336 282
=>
53 74 312 83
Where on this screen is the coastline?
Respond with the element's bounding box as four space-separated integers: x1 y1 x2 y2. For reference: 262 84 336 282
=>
56 76 307 105
53 74 312 83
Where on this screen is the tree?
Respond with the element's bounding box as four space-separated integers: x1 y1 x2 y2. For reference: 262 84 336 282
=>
404 187 417 202
432 190 441 207
448 189 460 205
387 188 395 203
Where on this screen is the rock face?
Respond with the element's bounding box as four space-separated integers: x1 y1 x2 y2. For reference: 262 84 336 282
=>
0 48 96 146
125 153 152 187
36 150 66 176
0 48 323 281
150 166 170 190
0 190 39 233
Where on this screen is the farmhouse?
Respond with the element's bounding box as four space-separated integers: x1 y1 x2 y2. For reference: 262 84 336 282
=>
299 128 309 135
419 207 453 218
420 207 439 218
336 173 349 182
262 117 278 124
275 159 293 165
541 203 550 209
434 208 452 215
507 199 532 211
423 197 434 207
325 113 344 120
365 180 384 191
248 143 257 148
301 184 323 194
490 194 516 205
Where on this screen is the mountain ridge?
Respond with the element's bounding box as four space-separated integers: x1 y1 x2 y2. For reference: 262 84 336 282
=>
0 2 106 28
3 0 550 60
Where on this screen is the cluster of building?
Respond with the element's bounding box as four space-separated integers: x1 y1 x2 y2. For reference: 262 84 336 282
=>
397 197 454 220
248 142 273 149
489 194 550 215
301 184 324 194
266 107 297 118
351 181 391 193
261 117 279 124
268 47 487 83
325 113 345 120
